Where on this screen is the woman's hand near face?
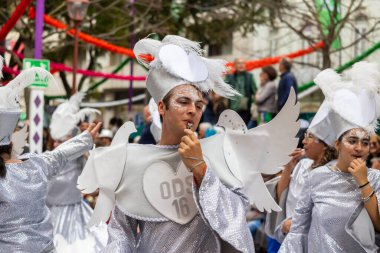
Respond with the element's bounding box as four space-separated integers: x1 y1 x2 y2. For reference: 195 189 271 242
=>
348 158 368 186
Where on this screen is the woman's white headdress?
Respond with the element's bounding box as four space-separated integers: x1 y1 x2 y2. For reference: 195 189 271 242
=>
133 35 239 103
49 92 100 140
0 56 56 146
308 61 380 146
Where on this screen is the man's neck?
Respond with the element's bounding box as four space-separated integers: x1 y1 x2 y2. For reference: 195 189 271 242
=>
159 127 182 146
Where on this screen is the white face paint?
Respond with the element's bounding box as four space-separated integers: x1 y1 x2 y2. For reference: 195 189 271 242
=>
168 85 204 112
162 84 205 132
341 128 370 149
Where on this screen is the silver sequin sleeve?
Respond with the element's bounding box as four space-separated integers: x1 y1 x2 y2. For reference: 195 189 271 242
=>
194 167 255 253
278 170 312 252
280 165 380 253
0 132 93 252
40 131 93 179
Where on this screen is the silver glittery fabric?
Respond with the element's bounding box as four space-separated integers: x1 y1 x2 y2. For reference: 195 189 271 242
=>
285 158 314 218
272 158 314 243
279 163 380 253
105 168 254 253
0 132 92 252
47 157 107 252
49 201 107 252
47 157 86 205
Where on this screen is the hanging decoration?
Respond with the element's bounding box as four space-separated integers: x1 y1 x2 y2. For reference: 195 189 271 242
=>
0 0 32 40
298 40 380 92
27 6 323 71
28 7 135 58
227 41 325 72
0 47 145 81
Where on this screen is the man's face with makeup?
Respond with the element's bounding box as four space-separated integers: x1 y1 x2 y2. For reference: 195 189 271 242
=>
159 84 205 137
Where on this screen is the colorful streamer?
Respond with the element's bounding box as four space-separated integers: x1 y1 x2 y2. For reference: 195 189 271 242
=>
0 0 32 41
298 40 380 92
28 7 323 71
87 58 131 92
228 41 325 72
0 47 145 81
28 7 135 58
50 62 145 81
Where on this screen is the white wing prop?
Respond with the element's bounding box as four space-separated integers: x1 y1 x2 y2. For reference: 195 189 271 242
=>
10 125 28 159
0 67 57 109
217 88 300 212
50 92 100 140
77 121 137 227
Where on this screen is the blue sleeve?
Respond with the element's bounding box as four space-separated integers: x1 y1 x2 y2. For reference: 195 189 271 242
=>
277 75 295 110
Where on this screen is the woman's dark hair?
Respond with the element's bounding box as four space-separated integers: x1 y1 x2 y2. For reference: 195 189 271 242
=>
262 66 278 81
311 140 338 169
0 144 12 178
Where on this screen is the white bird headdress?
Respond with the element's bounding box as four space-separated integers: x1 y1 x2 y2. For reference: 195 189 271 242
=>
49 92 100 140
0 56 56 146
308 61 380 146
134 35 239 103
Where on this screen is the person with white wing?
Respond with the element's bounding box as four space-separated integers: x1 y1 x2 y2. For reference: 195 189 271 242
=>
78 35 301 253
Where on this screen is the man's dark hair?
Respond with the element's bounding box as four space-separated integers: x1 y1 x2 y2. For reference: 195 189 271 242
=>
280 58 292 71
262 66 278 81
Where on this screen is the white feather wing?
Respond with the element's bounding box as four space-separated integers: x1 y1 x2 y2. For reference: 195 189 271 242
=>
220 88 300 212
78 121 137 226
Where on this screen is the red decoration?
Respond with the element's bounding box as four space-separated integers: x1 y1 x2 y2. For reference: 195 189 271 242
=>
29 7 135 58
28 7 323 72
227 41 324 72
0 48 145 81
0 0 32 40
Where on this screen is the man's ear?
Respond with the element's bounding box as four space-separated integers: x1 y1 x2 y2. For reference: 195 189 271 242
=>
158 101 165 116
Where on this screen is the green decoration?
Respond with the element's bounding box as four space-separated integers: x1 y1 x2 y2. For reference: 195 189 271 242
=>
87 58 131 92
299 40 380 93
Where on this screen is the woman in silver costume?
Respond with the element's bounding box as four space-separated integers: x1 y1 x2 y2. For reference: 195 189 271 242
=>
0 65 102 253
279 62 380 253
265 131 337 243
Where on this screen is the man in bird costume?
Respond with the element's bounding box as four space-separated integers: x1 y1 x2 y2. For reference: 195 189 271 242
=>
78 35 300 253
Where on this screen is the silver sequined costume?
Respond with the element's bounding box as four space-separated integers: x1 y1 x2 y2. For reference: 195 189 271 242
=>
47 155 107 252
0 132 92 253
279 163 380 253
103 145 254 253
